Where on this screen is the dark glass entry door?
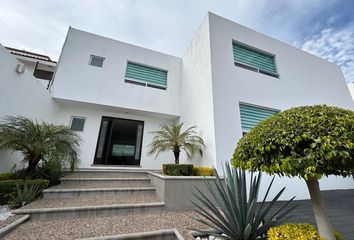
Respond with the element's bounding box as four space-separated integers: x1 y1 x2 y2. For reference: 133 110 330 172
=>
94 117 144 165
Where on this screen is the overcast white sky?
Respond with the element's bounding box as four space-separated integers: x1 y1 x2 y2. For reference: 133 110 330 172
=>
0 0 353 82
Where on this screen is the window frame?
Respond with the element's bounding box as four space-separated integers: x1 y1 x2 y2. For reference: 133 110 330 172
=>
124 61 168 90
232 41 279 78
89 55 105 68
70 116 86 132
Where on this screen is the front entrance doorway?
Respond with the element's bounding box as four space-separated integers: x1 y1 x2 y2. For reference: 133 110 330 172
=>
94 117 144 166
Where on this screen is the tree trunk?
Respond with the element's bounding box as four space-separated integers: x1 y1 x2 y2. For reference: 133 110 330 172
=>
305 178 335 240
26 155 41 173
173 150 180 164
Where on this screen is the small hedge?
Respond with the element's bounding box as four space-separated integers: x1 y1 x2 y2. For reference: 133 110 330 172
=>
162 164 194 176
0 172 17 181
267 223 342 240
193 166 215 176
0 179 49 205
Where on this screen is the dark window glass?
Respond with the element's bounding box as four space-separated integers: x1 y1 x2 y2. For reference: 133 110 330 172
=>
71 117 85 131
89 55 105 67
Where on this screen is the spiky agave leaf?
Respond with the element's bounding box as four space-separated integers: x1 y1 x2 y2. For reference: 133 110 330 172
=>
190 163 296 240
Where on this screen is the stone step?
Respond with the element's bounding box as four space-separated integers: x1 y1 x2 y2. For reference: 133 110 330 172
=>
65 170 149 179
13 202 165 220
60 177 151 187
21 195 161 209
43 187 157 198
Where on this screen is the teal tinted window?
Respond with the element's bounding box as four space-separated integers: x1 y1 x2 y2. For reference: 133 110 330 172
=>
125 62 167 89
239 103 278 132
233 42 278 77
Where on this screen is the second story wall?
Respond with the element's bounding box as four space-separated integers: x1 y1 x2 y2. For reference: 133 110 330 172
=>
51 28 181 117
208 12 354 167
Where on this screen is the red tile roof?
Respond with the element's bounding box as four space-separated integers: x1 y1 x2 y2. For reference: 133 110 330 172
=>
5 46 57 63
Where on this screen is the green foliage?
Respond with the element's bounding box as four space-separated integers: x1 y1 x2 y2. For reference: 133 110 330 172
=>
334 230 343 240
0 179 48 205
0 116 81 172
267 223 342 240
190 163 297 239
34 159 64 186
193 166 215 176
162 164 194 176
0 172 17 181
8 183 45 208
232 105 354 179
268 223 324 240
148 123 205 164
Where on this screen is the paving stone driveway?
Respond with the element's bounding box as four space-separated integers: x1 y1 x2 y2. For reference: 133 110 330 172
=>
276 189 354 239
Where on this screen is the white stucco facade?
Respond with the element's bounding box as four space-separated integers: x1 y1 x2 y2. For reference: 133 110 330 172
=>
1 12 353 199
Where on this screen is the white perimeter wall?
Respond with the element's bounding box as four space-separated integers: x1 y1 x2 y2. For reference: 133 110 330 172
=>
206 13 354 199
0 45 60 172
55 105 175 169
179 14 217 167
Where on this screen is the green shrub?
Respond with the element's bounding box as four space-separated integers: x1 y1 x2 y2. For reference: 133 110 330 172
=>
0 179 49 205
162 164 193 176
193 166 215 176
8 183 45 208
34 159 64 186
334 230 343 240
0 172 17 181
267 223 342 240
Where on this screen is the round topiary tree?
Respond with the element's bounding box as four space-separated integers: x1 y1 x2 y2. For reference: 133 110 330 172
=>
232 105 354 240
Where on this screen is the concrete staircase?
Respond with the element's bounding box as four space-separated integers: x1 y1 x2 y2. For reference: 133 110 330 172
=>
13 169 165 220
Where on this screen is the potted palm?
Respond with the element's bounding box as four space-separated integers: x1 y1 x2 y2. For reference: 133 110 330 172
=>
148 122 205 176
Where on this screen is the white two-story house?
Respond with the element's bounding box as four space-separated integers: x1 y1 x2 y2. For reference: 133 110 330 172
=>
1 12 353 198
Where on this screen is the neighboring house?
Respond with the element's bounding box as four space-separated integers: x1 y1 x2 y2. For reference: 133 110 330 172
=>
1 12 353 199
6 46 57 88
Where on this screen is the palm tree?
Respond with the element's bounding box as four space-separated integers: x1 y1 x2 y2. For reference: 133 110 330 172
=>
0 116 81 173
148 123 205 164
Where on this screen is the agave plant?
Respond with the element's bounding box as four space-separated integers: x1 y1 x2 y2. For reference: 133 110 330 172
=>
190 163 297 239
8 183 45 208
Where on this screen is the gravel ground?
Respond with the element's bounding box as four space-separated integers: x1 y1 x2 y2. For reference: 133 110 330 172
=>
0 205 13 221
3 211 205 240
21 195 161 209
0 215 24 229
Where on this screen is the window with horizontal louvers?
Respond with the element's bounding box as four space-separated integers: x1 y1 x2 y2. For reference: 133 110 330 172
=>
233 42 278 76
239 103 278 132
125 62 167 89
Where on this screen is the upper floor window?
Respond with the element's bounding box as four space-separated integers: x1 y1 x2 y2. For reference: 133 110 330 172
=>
70 116 86 132
89 55 105 68
233 42 279 78
239 103 278 134
125 62 167 90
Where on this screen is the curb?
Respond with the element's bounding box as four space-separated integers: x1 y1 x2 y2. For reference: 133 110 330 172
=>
42 187 157 198
77 229 185 240
0 215 30 238
60 177 151 181
13 202 165 220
